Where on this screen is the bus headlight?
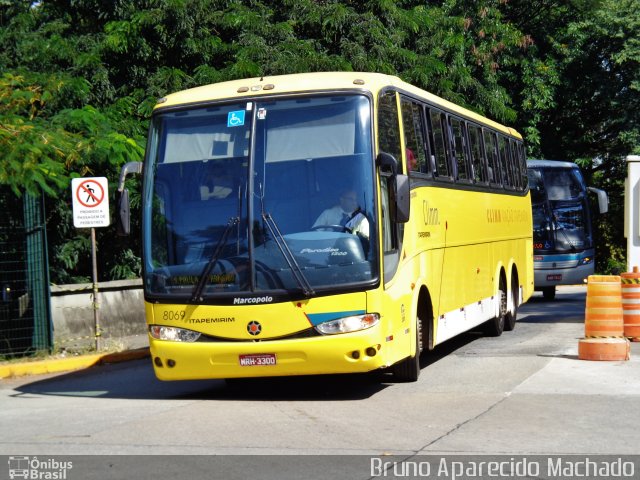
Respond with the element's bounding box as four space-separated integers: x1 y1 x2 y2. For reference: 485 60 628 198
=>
580 256 593 265
149 325 201 342
315 313 380 335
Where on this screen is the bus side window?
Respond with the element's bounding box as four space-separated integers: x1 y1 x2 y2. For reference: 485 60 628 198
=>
400 97 428 175
517 141 528 191
483 129 500 187
450 117 470 182
377 89 403 281
468 124 487 184
508 139 521 190
378 90 403 163
428 109 450 178
498 135 512 188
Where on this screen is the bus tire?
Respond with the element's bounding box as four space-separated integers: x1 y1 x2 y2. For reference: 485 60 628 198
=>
504 279 518 332
542 287 556 300
484 278 507 337
393 314 423 382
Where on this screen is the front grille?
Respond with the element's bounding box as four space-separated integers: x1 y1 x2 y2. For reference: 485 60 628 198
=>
196 327 320 343
534 260 579 269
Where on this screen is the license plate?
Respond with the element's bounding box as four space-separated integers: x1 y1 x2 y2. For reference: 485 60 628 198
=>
239 354 277 366
547 274 562 281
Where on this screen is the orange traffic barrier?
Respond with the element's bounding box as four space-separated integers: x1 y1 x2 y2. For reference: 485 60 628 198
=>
579 275 629 361
584 275 624 338
578 338 630 361
621 266 640 342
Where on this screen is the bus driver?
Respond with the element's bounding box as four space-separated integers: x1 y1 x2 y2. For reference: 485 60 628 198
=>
313 189 369 238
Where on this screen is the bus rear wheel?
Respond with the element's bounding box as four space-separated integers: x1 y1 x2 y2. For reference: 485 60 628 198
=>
484 278 507 337
504 281 518 332
393 314 423 382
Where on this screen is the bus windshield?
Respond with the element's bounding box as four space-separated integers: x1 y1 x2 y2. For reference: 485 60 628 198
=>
143 94 377 301
528 166 592 252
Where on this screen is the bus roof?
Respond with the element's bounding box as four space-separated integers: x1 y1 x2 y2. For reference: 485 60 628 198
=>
527 159 579 169
154 71 521 139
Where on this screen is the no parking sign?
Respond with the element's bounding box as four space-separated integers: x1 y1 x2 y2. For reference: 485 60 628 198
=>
71 177 110 228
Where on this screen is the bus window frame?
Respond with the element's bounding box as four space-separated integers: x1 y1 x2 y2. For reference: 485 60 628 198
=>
497 134 514 190
400 95 430 178
427 107 454 183
483 129 503 190
467 122 490 186
448 115 473 185
373 87 528 196
377 88 405 283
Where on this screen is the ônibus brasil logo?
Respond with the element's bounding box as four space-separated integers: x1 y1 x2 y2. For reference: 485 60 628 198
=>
8 456 73 479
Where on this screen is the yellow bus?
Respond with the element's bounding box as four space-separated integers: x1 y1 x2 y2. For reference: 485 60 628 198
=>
117 72 533 382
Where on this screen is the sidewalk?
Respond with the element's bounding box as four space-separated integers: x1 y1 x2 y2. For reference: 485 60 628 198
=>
0 334 149 379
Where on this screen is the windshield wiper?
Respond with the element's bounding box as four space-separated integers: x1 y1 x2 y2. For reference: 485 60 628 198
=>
191 216 239 302
261 211 315 297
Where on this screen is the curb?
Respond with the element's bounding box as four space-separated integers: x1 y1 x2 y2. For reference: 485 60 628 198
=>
0 347 150 379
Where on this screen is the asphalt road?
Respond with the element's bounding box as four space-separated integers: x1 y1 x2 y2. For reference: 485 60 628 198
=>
1 286 639 479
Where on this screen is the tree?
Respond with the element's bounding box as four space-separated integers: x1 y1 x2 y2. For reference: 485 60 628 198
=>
537 0 640 272
1 0 638 281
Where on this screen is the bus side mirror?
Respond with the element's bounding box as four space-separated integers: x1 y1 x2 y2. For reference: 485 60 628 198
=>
395 174 410 223
377 152 410 223
587 187 608 214
116 161 143 236
116 189 131 236
377 152 398 176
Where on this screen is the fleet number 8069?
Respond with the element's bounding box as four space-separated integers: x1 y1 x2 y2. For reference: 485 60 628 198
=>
162 310 186 321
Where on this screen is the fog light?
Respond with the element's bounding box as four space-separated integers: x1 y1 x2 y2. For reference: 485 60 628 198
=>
167 359 176 368
366 347 377 357
352 351 360 359
154 357 163 367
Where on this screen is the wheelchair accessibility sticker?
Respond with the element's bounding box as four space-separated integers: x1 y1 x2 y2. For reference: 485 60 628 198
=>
227 110 245 127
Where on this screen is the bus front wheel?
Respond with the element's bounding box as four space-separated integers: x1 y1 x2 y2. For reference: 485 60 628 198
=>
393 314 423 382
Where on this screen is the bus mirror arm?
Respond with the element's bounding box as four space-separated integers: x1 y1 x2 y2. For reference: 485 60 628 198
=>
116 161 143 237
117 162 143 192
587 187 608 214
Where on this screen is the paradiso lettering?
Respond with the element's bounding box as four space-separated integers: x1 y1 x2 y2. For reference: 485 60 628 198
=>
486 208 528 224
300 247 347 256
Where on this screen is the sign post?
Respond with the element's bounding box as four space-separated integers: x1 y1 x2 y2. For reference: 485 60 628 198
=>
71 177 110 351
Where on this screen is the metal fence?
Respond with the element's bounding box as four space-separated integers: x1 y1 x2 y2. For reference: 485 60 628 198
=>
0 188 52 357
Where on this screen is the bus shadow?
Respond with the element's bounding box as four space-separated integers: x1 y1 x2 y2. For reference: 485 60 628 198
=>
12 359 388 401
13 333 485 401
12 324 526 401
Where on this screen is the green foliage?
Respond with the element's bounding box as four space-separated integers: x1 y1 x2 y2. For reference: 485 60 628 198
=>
0 0 638 282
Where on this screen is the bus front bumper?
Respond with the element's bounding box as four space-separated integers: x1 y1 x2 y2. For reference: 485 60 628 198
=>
534 263 593 288
148 328 391 381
